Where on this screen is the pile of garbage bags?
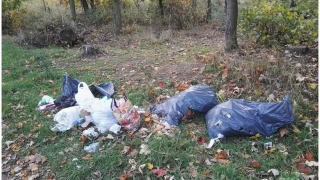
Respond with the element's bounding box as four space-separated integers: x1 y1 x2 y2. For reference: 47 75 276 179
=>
39 73 140 134
38 73 295 148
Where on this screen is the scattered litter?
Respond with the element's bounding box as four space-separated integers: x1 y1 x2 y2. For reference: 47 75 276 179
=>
109 124 122 134
150 84 219 126
205 95 294 147
84 142 99 153
264 142 273 150
111 94 141 133
38 95 54 106
82 127 99 139
52 106 82 132
75 82 95 107
37 103 57 113
84 98 119 133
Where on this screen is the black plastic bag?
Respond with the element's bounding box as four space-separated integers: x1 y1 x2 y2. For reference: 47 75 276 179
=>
89 82 115 98
54 73 80 108
205 95 294 139
61 72 80 96
150 84 219 126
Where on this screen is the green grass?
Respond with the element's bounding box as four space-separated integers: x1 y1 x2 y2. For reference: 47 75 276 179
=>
2 36 318 180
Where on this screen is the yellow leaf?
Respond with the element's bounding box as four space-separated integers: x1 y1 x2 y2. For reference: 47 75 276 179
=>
291 124 301 134
309 83 317 90
294 40 299 45
188 131 195 137
144 117 151 123
147 163 153 170
250 134 261 139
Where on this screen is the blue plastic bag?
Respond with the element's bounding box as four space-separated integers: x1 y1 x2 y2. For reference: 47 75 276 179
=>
205 95 294 139
150 84 219 126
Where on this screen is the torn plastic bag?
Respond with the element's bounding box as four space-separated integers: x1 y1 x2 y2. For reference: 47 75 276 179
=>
52 106 82 132
84 98 119 133
89 82 115 98
61 72 80 97
54 73 80 108
111 94 141 133
150 84 219 126
205 95 294 139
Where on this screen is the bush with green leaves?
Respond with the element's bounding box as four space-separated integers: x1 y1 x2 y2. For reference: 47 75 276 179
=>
239 0 318 46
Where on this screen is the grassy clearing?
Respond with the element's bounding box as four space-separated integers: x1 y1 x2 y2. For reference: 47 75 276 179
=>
2 32 318 180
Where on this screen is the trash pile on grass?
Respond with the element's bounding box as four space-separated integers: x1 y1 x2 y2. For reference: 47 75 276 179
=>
38 73 295 152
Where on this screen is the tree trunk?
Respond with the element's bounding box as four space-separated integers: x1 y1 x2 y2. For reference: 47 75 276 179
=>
90 0 94 9
192 0 197 26
114 0 122 36
206 0 212 23
69 0 76 20
81 0 89 14
159 0 164 19
225 0 238 51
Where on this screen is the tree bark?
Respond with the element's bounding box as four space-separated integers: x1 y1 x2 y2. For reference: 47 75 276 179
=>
159 0 164 19
225 0 238 51
206 0 212 23
69 0 76 20
90 0 94 9
81 0 89 14
114 0 122 36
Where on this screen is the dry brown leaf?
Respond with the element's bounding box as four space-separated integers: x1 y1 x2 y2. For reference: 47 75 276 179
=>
82 154 92 160
279 128 289 138
222 68 228 81
177 84 187 91
215 150 229 159
305 151 315 161
217 159 230 165
120 173 133 180
251 159 260 168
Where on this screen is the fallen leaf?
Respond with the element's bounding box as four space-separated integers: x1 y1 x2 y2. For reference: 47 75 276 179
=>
251 159 260 168
279 128 289 138
264 147 276 154
217 159 230 165
82 154 92 160
250 134 261 140
305 151 315 161
177 84 187 91
48 80 54 84
139 144 151 155
256 67 263 74
222 68 228 81
197 136 206 144
151 169 168 177
158 81 164 88
120 173 132 180
309 83 317 90
144 117 151 123
67 137 74 141
91 171 101 179
81 136 88 144
215 150 229 159
138 164 146 174
291 124 301 134
202 169 209 175
147 163 154 169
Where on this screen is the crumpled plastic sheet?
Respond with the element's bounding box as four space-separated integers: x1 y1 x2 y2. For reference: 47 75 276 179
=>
150 84 219 126
205 95 294 140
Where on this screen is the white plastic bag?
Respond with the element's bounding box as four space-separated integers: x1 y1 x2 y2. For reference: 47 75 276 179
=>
75 82 95 107
84 98 118 133
53 106 82 132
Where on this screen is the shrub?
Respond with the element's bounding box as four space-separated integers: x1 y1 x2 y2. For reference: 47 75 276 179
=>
239 0 318 46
